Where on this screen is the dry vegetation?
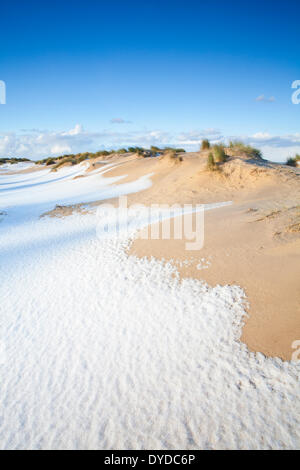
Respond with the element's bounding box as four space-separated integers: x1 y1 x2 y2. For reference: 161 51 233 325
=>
0 157 30 165
286 154 300 167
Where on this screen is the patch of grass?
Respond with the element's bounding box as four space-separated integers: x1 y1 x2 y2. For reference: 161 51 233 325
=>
77 155 89 163
37 149 119 166
128 147 145 154
164 149 183 163
286 157 297 167
94 150 111 157
160 149 183 163
0 157 31 165
52 157 77 170
213 144 227 163
255 210 281 222
163 147 186 153
45 158 56 166
201 139 210 150
206 152 216 171
287 222 300 233
286 154 300 167
229 140 262 159
150 146 161 153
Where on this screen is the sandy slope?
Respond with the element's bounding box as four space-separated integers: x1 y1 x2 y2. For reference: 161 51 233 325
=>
0 158 299 449
96 152 300 360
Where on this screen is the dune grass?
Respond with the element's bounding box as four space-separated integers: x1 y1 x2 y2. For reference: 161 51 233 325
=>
201 139 210 150
206 152 216 171
228 140 262 159
213 144 227 163
0 157 31 165
162 149 183 163
286 154 300 167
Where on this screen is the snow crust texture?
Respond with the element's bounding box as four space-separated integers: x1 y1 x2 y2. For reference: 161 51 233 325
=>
0 163 299 449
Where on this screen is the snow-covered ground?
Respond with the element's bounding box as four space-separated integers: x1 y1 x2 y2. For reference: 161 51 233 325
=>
0 162 35 173
0 163 299 449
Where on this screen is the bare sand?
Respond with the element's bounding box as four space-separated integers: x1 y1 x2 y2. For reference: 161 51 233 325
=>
100 152 300 361
40 151 300 360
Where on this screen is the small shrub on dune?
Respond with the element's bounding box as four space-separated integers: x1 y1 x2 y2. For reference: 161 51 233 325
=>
213 144 227 163
52 157 77 170
163 149 183 164
98 150 110 157
229 140 262 159
45 158 56 166
166 149 176 158
0 157 31 165
286 157 297 167
128 146 144 154
206 152 216 171
247 146 261 159
77 155 89 163
163 147 185 154
201 139 210 150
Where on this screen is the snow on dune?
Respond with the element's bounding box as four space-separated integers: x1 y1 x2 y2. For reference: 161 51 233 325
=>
0 162 35 173
0 162 153 223
0 164 299 450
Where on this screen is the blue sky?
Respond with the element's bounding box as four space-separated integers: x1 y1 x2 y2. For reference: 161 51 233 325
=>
0 0 299 161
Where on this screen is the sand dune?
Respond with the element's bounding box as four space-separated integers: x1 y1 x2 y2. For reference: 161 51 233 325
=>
0 154 299 449
10 151 299 360
3 153 300 360
95 151 300 360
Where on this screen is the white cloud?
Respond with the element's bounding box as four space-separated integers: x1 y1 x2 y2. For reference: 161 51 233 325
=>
110 118 132 124
247 132 300 148
0 124 299 163
0 125 172 159
177 129 223 145
62 124 83 136
255 95 276 103
50 144 72 155
228 132 300 162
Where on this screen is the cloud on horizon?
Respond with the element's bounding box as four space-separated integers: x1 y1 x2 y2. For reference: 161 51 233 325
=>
0 124 299 163
255 95 276 103
177 129 223 145
110 118 132 124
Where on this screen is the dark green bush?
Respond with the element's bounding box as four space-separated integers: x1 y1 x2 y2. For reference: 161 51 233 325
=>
286 157 297 167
